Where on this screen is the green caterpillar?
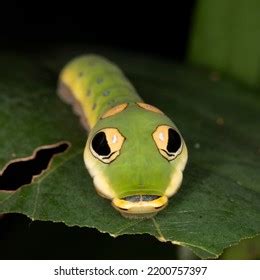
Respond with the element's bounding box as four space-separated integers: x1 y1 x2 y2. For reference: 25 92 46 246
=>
58 55 188 218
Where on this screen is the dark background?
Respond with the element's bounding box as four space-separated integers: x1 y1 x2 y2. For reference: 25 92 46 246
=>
0 1 195 61
0 1 196 259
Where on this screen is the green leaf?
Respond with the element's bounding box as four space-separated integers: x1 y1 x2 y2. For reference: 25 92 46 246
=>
0 48 260 259
220 235 260 259
188 0 260 88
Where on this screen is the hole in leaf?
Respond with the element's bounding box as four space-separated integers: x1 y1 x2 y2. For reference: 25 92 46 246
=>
0 142 69 191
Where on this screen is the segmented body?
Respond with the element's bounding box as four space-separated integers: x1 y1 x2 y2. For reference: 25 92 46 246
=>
58 55 141 129
58 55 188 218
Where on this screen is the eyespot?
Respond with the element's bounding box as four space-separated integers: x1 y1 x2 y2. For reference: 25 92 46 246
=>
90 128 125 163
152 125 183 161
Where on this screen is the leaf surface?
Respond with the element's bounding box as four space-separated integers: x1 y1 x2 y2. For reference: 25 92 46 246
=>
0 48 259 259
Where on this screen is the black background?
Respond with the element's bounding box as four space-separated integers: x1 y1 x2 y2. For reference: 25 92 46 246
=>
0 1 196 259
0 1 196 61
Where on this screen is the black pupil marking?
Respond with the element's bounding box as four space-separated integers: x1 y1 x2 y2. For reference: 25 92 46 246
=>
167 128 182 153
92 132 111 156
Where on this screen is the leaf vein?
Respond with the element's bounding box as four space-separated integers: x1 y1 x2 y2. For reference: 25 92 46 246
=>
152 217 167 242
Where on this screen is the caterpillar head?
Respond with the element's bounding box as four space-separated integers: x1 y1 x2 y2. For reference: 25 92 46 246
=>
84 102 188 218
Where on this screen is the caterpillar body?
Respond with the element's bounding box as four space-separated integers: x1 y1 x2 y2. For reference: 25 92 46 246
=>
58 55 188 218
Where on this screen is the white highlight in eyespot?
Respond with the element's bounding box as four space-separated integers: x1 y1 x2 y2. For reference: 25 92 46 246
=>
159 132 165 141
112 135 118 144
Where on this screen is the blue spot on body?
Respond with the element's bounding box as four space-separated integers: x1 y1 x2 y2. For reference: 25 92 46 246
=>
108 100 115 106
103 90 110 96
88 60 96 66
97 77 104 84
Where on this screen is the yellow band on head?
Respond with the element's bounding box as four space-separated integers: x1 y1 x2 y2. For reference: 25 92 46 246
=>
112 195 168 215
137 102 164 114
101 103 128 119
